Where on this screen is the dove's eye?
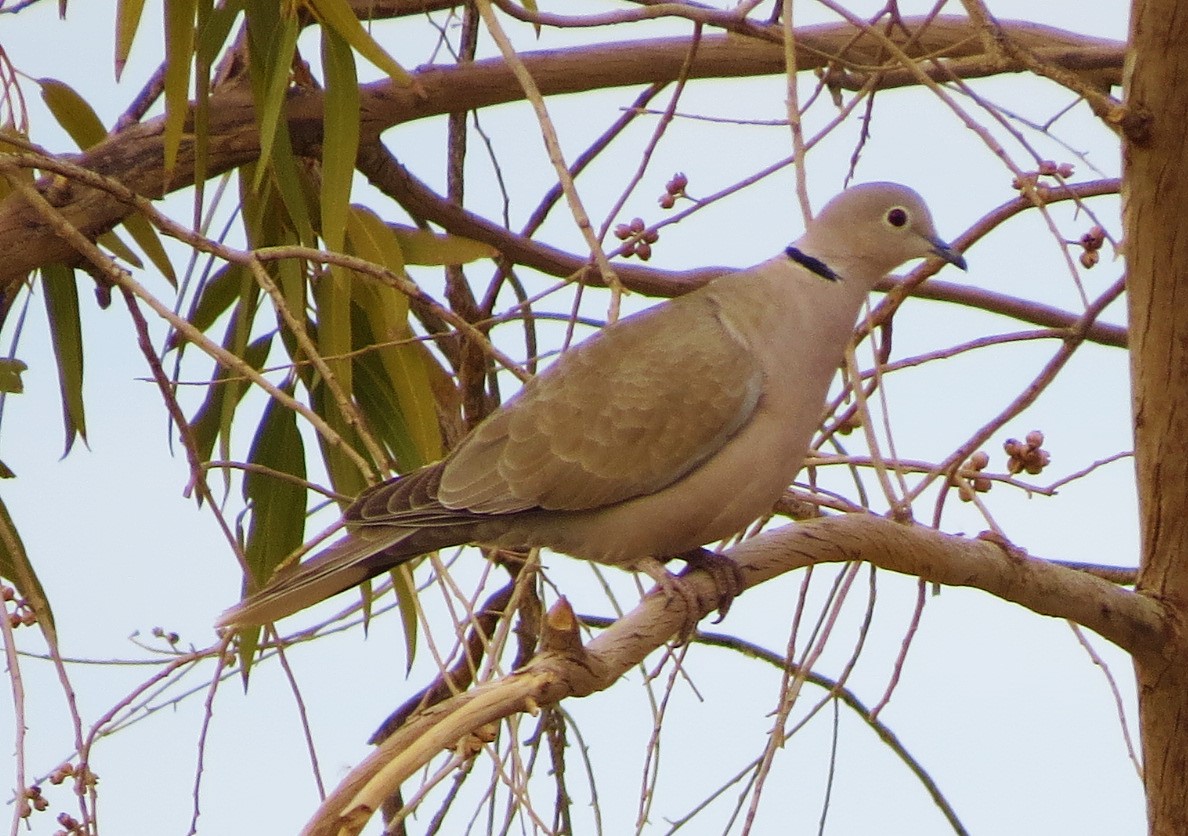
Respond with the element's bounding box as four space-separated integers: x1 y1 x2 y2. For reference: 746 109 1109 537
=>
886 207 909 228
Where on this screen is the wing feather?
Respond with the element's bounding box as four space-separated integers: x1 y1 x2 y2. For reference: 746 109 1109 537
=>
439 293 763 513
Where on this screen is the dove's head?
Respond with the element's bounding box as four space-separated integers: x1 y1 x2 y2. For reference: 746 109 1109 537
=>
799 182 966 282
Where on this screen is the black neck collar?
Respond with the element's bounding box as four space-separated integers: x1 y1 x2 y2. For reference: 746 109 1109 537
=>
784 245 840 282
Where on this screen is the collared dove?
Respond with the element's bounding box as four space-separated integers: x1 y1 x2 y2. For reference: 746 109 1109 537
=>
217 182 966 630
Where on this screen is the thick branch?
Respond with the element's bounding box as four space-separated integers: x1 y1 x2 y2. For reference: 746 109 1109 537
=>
731 516 1166 655
1123 0 1188 832
301 513 1165 836
0 18 1122 296
370 156 1128 346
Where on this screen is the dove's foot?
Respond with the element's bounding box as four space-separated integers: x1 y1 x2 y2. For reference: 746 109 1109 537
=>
634 549 745 639
677 547 745 622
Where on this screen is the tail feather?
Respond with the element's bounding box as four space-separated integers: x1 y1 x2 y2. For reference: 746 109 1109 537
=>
216 464 496 630
215 528 418 629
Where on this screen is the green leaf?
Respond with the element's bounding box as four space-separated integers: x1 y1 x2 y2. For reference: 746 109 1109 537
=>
316 26 362 413
274 244 307 319
389 225 498 266
38 78 107 149
391 565 418 672
309 381 368 502
320 25 359 257
351 325 425 470
190 0 216 233
195 0 242 67
0 495 56 643
185 263 245 336
122 211 178 286
242 389 307 587
345 207 442 466
163 0 198 176
97 229 145 269
190 331 273 478
41 264 87 455
239 158 314 254
245 2 299 192
236 387 306 675
213 270 262 465
315 263 354 411
38 75 181 283
115 0 148 80
234 624 263 682
260 127 317 246
306 0 415 86
351 283 441 468
0 358 27 394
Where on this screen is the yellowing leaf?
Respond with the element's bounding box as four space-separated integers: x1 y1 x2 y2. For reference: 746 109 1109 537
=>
163 0 197 176
306 0 414 86
116 0 148 79
346 204 405 276
390 225 498 266
0 129 33 156
38 78 106 149
523 0 541 37
0 131 33 201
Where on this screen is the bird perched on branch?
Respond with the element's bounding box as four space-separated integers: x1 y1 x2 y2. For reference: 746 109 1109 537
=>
217 182 966 632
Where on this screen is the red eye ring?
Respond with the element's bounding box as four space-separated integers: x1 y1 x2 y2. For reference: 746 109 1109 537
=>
886 207 908 227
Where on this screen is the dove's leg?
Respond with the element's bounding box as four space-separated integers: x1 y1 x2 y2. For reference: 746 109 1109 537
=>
676 547 745 622
633 549 744 639
633 557 703 640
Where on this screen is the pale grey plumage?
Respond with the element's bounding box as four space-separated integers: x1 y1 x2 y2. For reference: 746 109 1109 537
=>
217 182 966 629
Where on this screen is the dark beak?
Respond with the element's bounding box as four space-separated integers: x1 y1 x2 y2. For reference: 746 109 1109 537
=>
929 236 968 271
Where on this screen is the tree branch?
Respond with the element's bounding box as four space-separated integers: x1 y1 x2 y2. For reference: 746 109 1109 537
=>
0 18 1122 296
300 512 1166 836
367 156 1127 346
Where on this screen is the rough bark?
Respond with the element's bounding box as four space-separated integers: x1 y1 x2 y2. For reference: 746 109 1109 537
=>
1123 1 1188 832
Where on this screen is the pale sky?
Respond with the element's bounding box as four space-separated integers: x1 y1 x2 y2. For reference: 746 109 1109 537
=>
0 2 1141 834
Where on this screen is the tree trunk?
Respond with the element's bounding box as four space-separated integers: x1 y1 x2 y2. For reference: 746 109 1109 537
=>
1124 1 1188 832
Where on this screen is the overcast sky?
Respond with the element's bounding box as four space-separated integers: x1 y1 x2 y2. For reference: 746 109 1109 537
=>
0 2 1141 834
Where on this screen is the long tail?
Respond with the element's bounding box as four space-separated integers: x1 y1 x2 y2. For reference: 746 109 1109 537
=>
215 527 419 629
216 464 492 629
